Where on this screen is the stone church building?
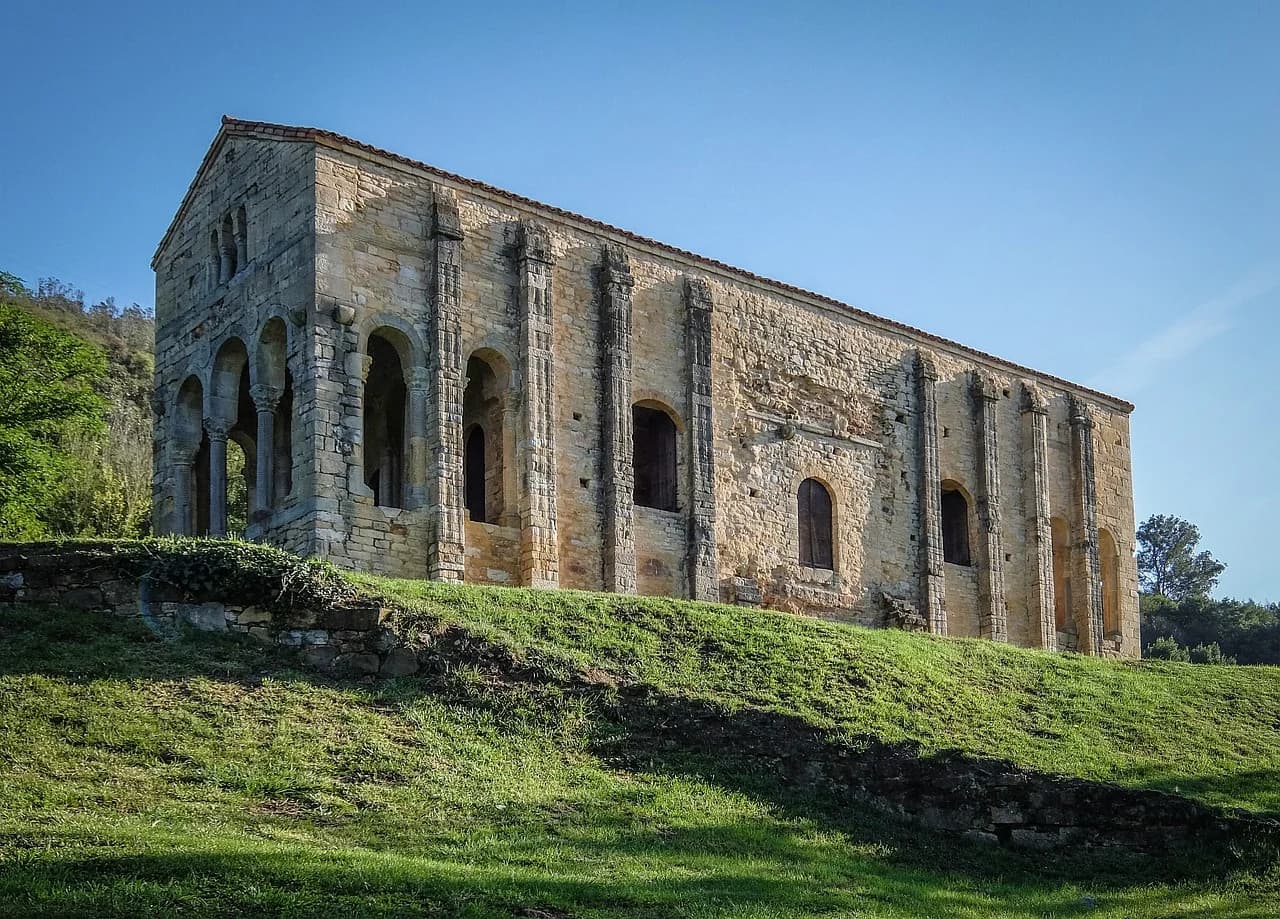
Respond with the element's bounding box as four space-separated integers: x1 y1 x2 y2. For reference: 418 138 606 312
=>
152 117 1139 657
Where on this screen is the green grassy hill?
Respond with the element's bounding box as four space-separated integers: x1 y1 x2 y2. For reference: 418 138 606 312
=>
1 558 1278 917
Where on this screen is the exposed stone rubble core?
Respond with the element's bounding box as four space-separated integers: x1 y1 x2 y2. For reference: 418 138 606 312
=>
149 117 1140 656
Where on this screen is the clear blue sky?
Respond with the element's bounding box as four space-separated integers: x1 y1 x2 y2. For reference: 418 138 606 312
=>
3 1 1276 600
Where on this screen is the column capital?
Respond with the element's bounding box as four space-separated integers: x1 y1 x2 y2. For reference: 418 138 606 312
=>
970 371 1001 402
1069 394 1094 429
914 349 938 383
684 276 714 313
250 383 282 413
1020 381 1048 415
518 219 552 265
432 194 464 241
601 244 634 289
204 417 231 441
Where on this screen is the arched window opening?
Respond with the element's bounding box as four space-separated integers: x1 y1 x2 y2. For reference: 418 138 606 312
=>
226 434 252 537
798 478 834 570
633 404 678 511
1099 527 1121 635
234 205 248 269
209 229 221 288
220 213 237 281
273 372 294 501
364 332 407 509
1051 517 1073 630
464 426 487 523
175 375 205 535
941 487 972 566
462 352 511 524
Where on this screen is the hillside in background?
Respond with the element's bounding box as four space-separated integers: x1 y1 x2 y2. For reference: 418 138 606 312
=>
1 542 1277 917
0 271 153 537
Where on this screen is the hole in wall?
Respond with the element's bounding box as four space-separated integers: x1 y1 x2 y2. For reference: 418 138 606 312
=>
579 478 590 489
572 411 583 421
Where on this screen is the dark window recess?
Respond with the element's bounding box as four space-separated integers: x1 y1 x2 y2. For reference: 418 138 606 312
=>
941 489 971 566
798 478 834 570
464 426 486 523
633 405 677 510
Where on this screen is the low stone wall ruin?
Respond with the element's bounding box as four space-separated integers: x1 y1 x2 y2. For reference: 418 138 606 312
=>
1 540 1275 859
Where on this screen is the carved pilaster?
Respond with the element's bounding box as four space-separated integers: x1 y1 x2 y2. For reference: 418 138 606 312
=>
684 277 719 602
427 194 466 581
914 351 946 634
600 244 636 593
972 372 1008 642
1021 382 1056 650
517 220 559 588
1070 395 1104 654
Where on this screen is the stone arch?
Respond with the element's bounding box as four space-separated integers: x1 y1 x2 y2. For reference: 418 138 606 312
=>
210 337 249 425
632 399 682 512
463 348 515 525
172 375 205 535
364 327 412 509
940 479 973 567
1051 516 1073 631
798 477 835 570
358 315 421 369
1099 527 1121 636
255 317 288 393
253 317 294 507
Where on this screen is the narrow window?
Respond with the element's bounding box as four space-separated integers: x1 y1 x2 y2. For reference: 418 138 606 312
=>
234 205 248 269
1099 527 1121 635
1051 517 1072 629
633 404 677 510
798 478 834 570
363 332 407 508
220 213 237 279
464 426 487 523
941 488 971 566
209 229 221 288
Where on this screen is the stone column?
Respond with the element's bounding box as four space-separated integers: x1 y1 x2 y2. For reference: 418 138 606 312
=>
250 383 281 519
1021 382 1056 649
406 368 430 510
206 418 230 538
1070 395 1104 655
516 220 560 588
171 451 194 536
426 195 466 581
914 351 946 634
685 277 720 602
600 244 636 594
972 373 1008 642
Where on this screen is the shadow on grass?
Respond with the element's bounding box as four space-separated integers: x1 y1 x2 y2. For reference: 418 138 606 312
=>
0 824 1274 919
1 603 1276 916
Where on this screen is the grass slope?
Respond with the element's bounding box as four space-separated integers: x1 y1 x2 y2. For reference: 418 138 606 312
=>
0 573 1276 916
373 578 1280 814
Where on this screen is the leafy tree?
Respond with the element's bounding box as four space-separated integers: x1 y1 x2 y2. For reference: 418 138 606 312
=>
1136 514 1226 600
0 304 107 537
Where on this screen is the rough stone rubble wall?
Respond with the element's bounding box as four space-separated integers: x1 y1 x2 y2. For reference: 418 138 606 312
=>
152 134 1140 657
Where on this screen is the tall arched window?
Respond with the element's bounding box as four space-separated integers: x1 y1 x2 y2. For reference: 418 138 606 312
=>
633 403 678 511
798 478 834 570
1051 516 1072 630
364 331 408 509
1099 527 1121 635
941 487 971 566
464 425 487 523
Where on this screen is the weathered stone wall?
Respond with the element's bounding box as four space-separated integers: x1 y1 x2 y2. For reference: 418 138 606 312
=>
152 121 1140 657
151 132 317 556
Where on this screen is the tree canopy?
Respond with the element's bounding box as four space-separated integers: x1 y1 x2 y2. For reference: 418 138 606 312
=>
1136 514 1226 600
0 303 107 537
